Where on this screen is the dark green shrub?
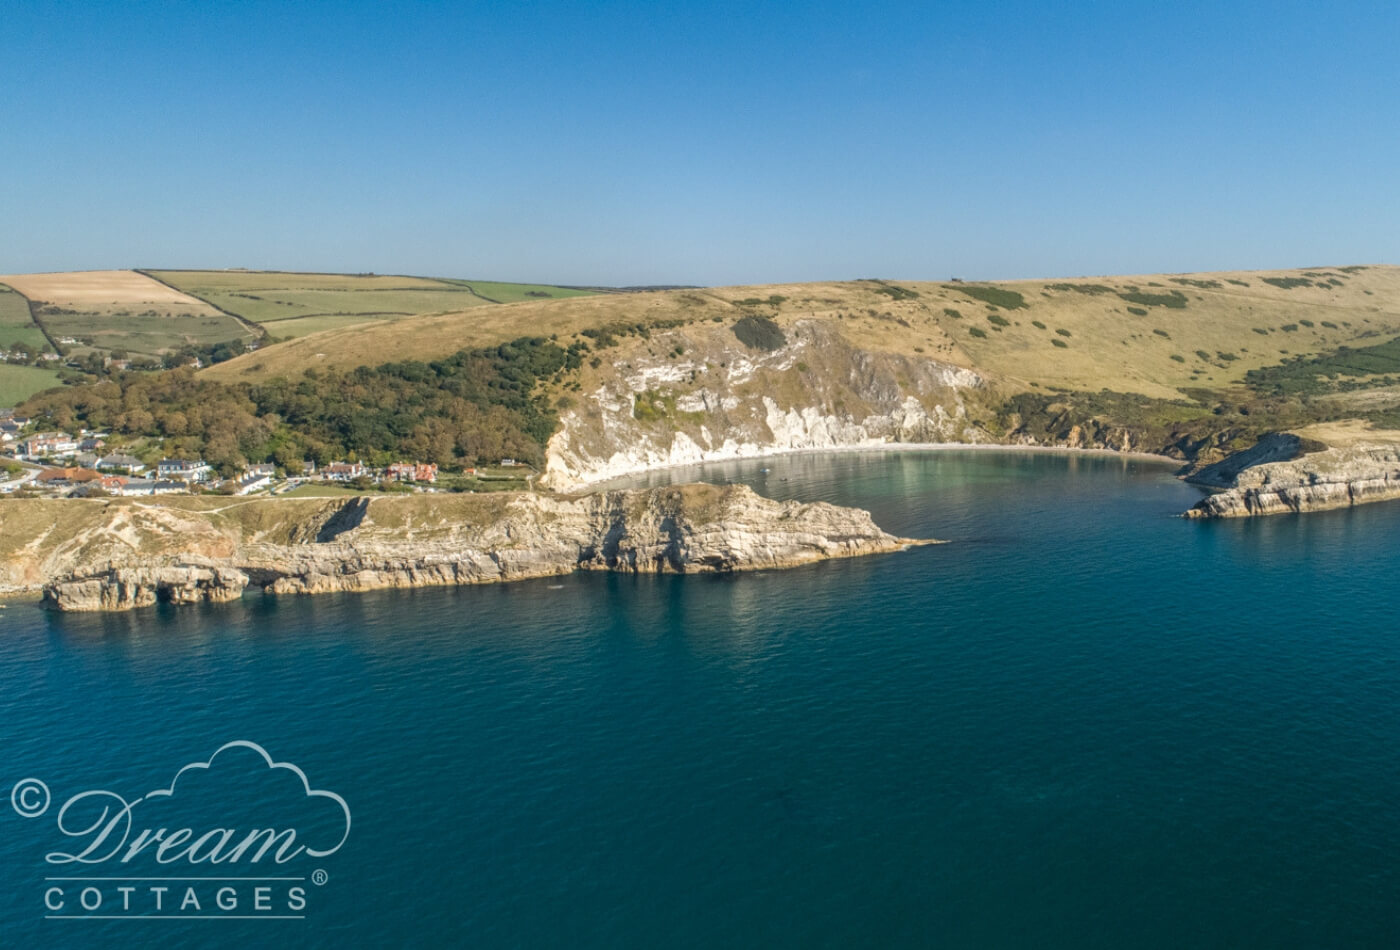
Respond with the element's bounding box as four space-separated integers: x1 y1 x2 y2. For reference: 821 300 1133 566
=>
1046 283 1114 295
732 315 786 351
1117 290 1188 309
945 285 1028 309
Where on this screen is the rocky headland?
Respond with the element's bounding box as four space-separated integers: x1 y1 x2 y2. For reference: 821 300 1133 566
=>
2 484 931 611
1185 433 1400 518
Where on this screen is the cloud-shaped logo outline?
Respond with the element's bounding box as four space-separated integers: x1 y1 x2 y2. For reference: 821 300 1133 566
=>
142 740 351 858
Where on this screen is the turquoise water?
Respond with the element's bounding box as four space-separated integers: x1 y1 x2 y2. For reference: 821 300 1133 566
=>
4 450 1400 947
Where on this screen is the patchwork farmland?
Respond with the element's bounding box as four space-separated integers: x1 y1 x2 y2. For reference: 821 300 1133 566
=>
0 269 256 361
148 270 596 339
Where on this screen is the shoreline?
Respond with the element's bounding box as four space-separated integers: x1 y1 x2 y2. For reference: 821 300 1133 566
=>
584 440 1182 490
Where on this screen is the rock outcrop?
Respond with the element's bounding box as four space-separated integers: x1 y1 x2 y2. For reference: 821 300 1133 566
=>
543 319 993 488
42 566 249 611
13 484 930 611
1185 440 1400 518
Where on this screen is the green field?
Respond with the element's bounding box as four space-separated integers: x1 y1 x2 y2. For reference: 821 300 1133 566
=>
437 279 597 304
205 287 491 323
41 312 256 358
146 270 456 292
0 287 51 351
0 364 63 404
150 270 597 324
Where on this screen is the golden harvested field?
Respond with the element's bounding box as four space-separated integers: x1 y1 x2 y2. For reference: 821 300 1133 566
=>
0 270 219 316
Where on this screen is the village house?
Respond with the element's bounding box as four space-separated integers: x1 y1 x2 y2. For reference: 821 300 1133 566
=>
17 432 78 460
0 415 30 443
386 462 438 483
73 475 131 497
116 478 157 497
97 454 146 474
36 467 103 488
233 466 275 495
321 461 366 482
157 459 212 482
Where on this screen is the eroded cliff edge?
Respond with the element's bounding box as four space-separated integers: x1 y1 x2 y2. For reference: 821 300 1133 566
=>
2 485 932 611
1185 434 1400 518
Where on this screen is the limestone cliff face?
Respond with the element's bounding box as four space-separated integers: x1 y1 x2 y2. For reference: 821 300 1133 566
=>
1185 440 1400 518
20 485 928 611
43 567 249 611
543 319 992 488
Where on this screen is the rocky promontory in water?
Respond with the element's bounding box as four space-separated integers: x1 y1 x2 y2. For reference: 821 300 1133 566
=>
1185 433 1400 518
1 485 931 612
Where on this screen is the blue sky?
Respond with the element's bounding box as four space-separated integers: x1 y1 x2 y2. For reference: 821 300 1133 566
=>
2 0 1396 285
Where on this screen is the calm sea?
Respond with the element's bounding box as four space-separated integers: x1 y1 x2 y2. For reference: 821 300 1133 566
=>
3 450 1399 948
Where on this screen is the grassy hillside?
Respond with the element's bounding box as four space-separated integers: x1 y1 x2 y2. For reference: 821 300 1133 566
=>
18 264 1400 481
202 287 735 380
204 266 1400 401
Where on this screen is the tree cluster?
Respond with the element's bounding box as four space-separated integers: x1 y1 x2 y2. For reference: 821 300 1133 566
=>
21 336 582 476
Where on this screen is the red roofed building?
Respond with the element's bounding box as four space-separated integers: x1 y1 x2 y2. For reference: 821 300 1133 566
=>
386 462 438 483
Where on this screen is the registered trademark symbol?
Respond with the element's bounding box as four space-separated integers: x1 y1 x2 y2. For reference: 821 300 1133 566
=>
312 868 329 886
10 778 50 818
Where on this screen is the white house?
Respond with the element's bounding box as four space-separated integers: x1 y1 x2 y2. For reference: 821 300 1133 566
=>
157 459 212 482
97 454 146 474
17 432 78 460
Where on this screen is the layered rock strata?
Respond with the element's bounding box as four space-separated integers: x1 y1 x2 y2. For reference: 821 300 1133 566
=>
1185 439 1400 518
14 485 930 611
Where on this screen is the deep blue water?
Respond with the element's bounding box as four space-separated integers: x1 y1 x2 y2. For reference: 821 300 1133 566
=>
4 450 1400 947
